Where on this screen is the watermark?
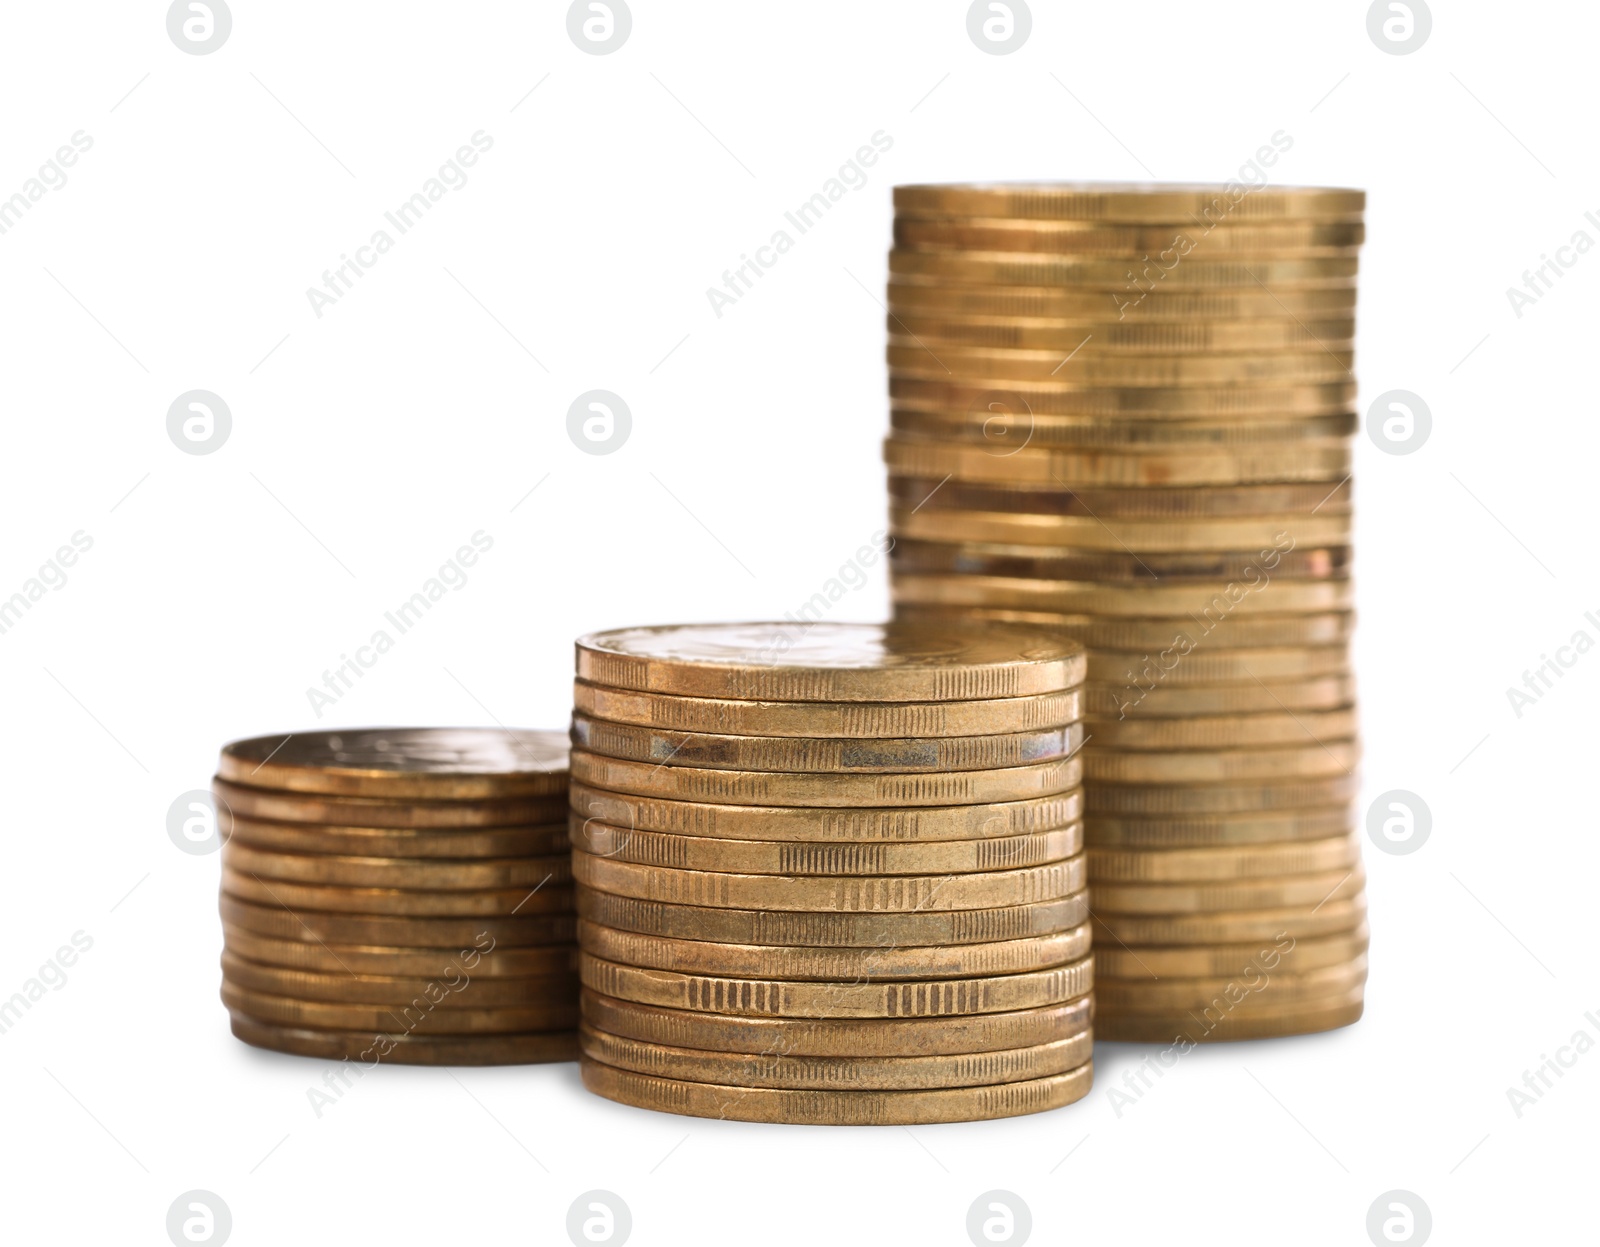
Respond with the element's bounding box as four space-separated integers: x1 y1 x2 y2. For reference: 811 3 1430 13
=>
168 789 227 855
168 389 232 454
304 530 494 718
1365 790 1431 855
0 931 94 1037
0 131 94 238
705 131 894 319
1365 1190 1431 1245
1505 1005 1600 1118
166 1190 231 1245
758 529 893 664
1366 390 1430 455
1506 212 1600 318
1113 133 1294 319
567 390 632 455
167 2 232 55
966 2 1031 55
1366 2 1431 55
566 1190 631 1245
567 1 631 55
0 530 94 639
1505 612 1599 717
306 132 494 319
966 1190 1031 1244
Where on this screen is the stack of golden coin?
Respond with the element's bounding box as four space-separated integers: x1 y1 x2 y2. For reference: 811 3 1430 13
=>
215 728 580 1064
568 621 1094 1123
886 183 1368 1043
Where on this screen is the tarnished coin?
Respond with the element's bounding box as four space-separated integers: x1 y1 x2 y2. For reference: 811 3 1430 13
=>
220 812 571 859
220 894 575 949
890 249 1358 289
228 1013 579 1065
893 573 1354 617
1087 834 1360 882
1083 740 1361 784
570 749 1082 808
221 868 573 917
1090 894 1367 945
580 1055 1092 1123
579 1023 1093 1091
891 183 1366 223
1083 806 1355 848
222 925 578 978
1085 675 1358 719
571 713 1082 774
887 475 1353 518
577 886 1090 948
221 841 571 890
576 918 1092 981
570 781 1082 841
570 816 1082 875
889 506 1353 551
221 950 578 1008
221 981 578 1035
893 216 1364 256
1093 957 1366 1010
217 728 568 799
212 777 567 829
891 374 1358 417
1093 995 1363 1043
582 990 1092 1056
1090 707 1359 750
888 342 1356 384
575 621 1084 702
1092 926 1369 978
573 850 1085 913
578 953 1092 1018
1084 774 1360 815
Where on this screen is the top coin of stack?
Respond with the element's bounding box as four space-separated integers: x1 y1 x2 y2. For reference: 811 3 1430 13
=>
215 727 581 1065
885 182 1368 1044
568 621 1095 1124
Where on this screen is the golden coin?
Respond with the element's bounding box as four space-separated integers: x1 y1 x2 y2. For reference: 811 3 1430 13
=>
1091 866 1363 914
570 780 1082 841
1084 741 1360 785
222 925 578 978
1093 925 1369 978
576 918 1092 981
219 812 570 860
892 573 1354 617
570 749 1082 808
227 1012 579 1065
212 777 567 829
884 436 1352 487
221 981 577 1035
888 475 1353 517
891 183 1366 222
579 1055 1092 1124
221 842 571 890
887 280 1360 323
221 868 574 917
889 342 1355 385
573 849 1086 912
884 312 1358 354
1084 675 1357 718
1088 834 1360 882
575 620 1084 702
220 894 575 949
578 886 1090 948
1094 958 1366 1011
1090 895 1367 946
579 952 1091 1019
571 816 1082 875
891 539 1350 585
888 409 1359 449
890 249 1359 289
221 950 579 1008
580 1023 1093 1091
1084 806 1354 848
1085 773 1359 815
895 605 1356 651
1088 645 1351 686
573 680 1080 739
893 216 1365 255
584 990 1092 1057
1091 707 1359 749
1093 995 1363 1043
571 714 1081 775
891 374 1357 417
217 728 568 799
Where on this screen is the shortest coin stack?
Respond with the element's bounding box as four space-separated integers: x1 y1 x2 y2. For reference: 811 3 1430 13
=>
569 621 1093 1125
215 727 579 1065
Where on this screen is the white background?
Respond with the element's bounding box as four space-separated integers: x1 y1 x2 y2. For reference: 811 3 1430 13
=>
0 1 1594 1243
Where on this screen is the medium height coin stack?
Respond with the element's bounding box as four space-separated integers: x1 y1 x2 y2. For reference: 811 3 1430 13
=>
216 728 580 1064
567 622 1094 1124
886 183 1368 1042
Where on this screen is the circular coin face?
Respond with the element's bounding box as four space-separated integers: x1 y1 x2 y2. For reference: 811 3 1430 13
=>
575 621 1083 702
218 728 569 798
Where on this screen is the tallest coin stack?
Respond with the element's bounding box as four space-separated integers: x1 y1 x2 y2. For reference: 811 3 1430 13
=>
886 183 1369 1043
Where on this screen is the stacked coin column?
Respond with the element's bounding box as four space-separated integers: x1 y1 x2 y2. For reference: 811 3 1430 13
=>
885 183 1368 1042
216 728 581 1064
567 622 1094 1124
